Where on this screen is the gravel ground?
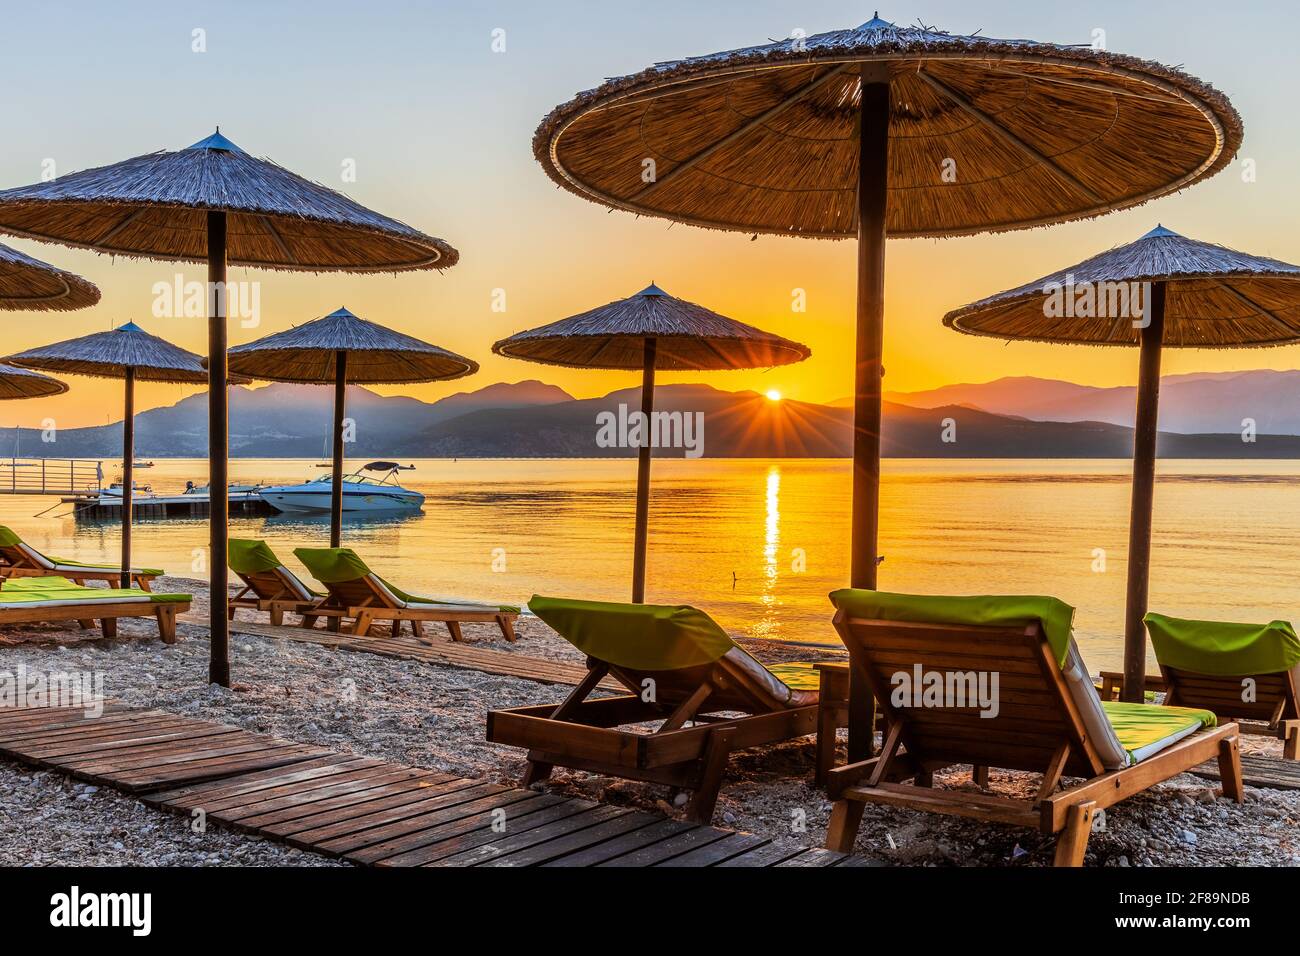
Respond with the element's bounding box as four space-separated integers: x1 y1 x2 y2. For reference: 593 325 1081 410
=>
1 576 1297 867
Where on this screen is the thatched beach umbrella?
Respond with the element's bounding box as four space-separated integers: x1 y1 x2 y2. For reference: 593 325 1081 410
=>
493 282 809 602
227 306 478 545
0 129 458 685
0 363 67 401
534 13 1241 754
7 322 217 588
945 226 1300 701
0 241 100 311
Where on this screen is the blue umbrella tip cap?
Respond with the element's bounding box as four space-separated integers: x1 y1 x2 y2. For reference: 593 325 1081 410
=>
635 282 668 297
187 129 244 153
116 321 145 333
1140 224 1181 240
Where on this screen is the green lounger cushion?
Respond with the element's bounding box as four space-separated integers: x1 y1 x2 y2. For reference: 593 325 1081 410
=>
1101 700 1216 762
0 525 162 575
294 547 519 614
1 575 81 591
1145 612 1300 677
766 662 824 692
829 589 1076 666
529 595 736 671
229 538 286 575
0 577 190 604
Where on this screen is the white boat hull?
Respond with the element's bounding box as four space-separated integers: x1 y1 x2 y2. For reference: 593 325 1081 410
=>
261 487 424 514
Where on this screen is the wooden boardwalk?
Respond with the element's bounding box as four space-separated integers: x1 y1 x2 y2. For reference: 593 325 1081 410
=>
0 702 868 867
195 614 623 691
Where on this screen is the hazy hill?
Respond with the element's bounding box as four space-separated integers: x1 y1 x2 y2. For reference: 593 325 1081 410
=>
8 378 1300 459
885 370 1300 434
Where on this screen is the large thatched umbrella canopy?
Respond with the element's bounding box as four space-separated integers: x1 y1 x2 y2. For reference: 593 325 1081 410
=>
535 13 1241 756
228 306 478 545
7 322 218 588
0 129 459 685
494 283 809 602
0 363 67 400
946 226 1300 700
0 242 100 311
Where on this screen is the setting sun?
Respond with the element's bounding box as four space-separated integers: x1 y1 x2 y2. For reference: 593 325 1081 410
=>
765 389 782 402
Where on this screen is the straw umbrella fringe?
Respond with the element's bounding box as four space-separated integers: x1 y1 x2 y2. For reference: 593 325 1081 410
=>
227 307 477 546
0 363 67 400
945 226 1300 701
532 13 1241 757
6 322 219 589
0 130 459 686
534 19 1242 240
0 242 100 311
494 283 809 602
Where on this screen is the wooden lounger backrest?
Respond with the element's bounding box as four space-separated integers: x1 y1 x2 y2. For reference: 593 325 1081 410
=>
321 574 392 609
1162 664 1300 725
833 611 1105 778
237 567 305 602
605 655 782 715
0 543 38 570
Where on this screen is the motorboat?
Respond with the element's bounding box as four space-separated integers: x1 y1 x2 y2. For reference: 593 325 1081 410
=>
259 461 424 514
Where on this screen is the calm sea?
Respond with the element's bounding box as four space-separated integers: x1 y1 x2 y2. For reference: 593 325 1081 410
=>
3 457 1299 672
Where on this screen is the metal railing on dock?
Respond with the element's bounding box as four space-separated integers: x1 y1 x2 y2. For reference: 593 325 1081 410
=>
0 458 102 495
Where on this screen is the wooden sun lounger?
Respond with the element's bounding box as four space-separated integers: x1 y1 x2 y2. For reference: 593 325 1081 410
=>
228 565 322 626
824 612 1243 866
303 572 518 643
487 648 822 824
1099 666 1300 759
0 595 189 643
0 541 158 591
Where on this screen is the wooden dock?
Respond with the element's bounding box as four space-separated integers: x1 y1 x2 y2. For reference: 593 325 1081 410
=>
68 490 275 519
0 701 870 867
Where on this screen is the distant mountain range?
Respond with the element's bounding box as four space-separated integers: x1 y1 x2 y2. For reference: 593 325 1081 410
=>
884 370 1300 434
6 374 1300 459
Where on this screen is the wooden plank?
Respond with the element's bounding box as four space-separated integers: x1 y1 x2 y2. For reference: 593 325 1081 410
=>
595 824 735 867
421 803 627 868
143 755 370 807
261 778 490 839
649 832 771 867
370 796 599 867
296 783 521 852
210 766 445 821
337 790 555 864
539 818 697 867
775 847 848 867
1191 753 1300 791
113 746 330 792
228 770 457 832
476 812 666 867
715 841 822 867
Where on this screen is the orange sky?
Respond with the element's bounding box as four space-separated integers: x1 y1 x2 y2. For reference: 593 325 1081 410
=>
2 1 1298 428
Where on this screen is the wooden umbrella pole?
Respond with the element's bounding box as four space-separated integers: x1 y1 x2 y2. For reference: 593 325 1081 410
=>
847 64 891 761
631 336 657 603
208 210 230 687
120 367 134 589
330 350 348 548
1121 280 1167 703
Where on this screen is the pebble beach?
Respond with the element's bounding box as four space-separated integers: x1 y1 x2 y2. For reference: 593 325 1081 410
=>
1 576 1296 867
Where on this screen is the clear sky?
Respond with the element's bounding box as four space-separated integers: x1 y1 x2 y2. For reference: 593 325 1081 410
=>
1 0 1297 427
